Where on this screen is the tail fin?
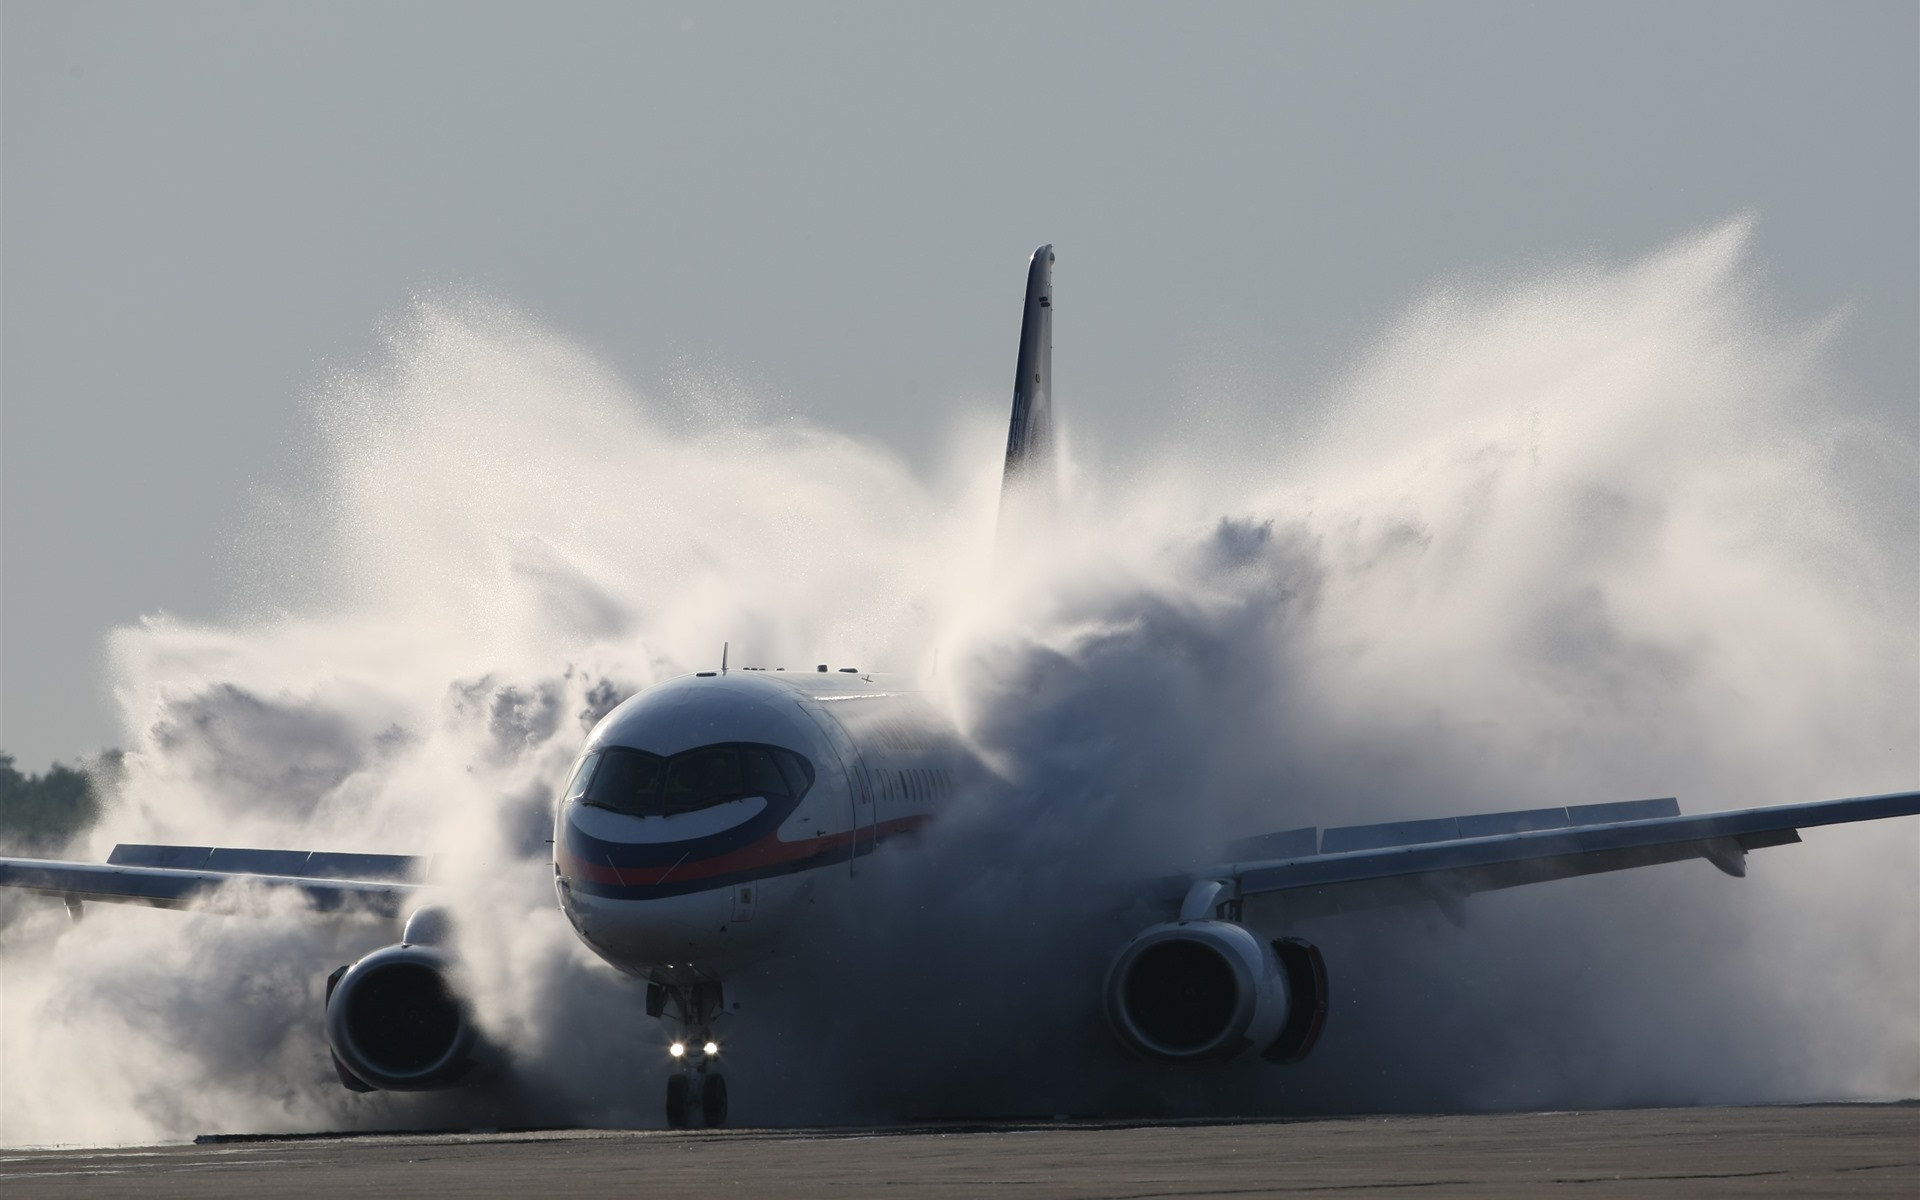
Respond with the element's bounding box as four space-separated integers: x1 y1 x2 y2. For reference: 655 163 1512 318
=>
1001 245 1056 499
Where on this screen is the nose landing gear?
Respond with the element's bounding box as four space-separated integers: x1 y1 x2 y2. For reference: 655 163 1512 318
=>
652 978 729 1129
666 1067 727 1128
664 1045 728 1128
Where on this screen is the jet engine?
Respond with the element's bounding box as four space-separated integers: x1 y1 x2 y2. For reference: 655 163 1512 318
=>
324 943 479 1091
1104 921 1327 1063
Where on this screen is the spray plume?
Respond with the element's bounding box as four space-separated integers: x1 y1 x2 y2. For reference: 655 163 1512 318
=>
0 221 1912 1143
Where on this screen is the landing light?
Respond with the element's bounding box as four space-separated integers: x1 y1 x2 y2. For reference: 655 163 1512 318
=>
703 1040 720 1057
669 1041 686 1059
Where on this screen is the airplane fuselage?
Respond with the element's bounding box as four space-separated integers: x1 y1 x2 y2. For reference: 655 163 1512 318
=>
551 669 963 980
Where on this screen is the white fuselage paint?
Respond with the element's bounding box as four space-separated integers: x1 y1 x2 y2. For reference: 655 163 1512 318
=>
550 671 961 983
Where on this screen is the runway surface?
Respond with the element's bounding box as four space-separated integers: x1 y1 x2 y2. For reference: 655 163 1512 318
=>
2 1104 1914 1198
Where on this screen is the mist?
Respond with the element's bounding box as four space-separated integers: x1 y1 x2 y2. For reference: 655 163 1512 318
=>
1 221 1912 1144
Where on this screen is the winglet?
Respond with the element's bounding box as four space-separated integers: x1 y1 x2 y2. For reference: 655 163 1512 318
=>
1001 244 1056 497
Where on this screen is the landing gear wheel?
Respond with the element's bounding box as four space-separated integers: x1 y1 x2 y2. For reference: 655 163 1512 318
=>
701 1072 728 1128
665 1072 694 1128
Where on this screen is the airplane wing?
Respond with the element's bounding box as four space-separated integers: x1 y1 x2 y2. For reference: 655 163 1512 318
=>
0 843 426 918
1174 790 1920 926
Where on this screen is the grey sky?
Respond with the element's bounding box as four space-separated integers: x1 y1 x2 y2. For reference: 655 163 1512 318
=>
3 1 1915 772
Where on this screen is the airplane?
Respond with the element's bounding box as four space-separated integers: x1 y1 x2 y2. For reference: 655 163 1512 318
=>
2 245 1917 1130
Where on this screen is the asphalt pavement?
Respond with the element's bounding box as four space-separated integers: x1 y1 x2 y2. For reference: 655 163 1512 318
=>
1 1103 1914 1198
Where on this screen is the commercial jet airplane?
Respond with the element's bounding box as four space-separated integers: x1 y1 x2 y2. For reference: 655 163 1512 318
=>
3 247 1917 1129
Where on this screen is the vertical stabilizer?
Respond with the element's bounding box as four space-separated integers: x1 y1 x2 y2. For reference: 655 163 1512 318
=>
1001 245 1056 498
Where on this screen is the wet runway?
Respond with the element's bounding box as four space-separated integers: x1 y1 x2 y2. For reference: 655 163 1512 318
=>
2 1104 1914 1198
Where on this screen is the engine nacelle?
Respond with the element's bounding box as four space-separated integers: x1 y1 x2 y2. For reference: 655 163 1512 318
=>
1104 921 1327 1063
324 944 479 1091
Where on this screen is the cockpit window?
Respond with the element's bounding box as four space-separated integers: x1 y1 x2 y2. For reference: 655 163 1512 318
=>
563 753 600 802
664 745 742 812
584 747 666 813
739 745 790 799
575 743 813 817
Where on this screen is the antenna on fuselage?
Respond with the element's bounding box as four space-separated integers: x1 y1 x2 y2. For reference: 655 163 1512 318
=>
721 642 729 674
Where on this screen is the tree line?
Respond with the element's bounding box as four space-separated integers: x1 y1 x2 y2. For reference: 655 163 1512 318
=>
0 751 118 853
